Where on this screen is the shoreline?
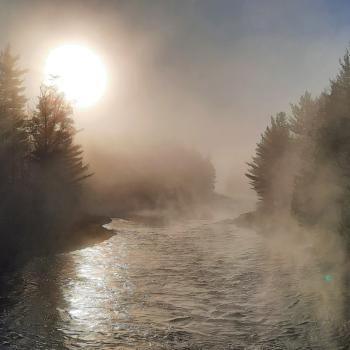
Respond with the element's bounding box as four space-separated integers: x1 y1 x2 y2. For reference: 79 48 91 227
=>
54 214 115 254
0 215 115 272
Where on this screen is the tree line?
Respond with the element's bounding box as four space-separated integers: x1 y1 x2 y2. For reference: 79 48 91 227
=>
0 45 216 265
88 145 216 217
0 46 91 264
246 47 350 241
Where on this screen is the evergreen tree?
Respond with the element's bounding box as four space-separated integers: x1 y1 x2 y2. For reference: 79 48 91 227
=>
0 45 28 185
246 112 294 212
290 92 326 223
0 46 30 253
28 85 91 184
288 49 350 236
27 85 91 231
289 91 319 137
294 50 350 232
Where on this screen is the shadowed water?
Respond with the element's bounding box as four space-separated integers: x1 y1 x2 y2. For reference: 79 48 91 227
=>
0 217 350 349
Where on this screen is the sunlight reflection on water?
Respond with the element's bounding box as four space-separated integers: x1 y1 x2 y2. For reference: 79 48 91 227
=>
1 218 350 349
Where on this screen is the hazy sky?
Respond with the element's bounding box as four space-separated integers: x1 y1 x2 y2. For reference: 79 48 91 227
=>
1 0 350 196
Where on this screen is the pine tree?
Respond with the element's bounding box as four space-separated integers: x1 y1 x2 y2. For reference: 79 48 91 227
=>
0 46 30 254
289 91 319 137
28 85 91 183
292 49 350 232
290 93 323 224
27 85 91 231
0 45 28 185
246 113 293 212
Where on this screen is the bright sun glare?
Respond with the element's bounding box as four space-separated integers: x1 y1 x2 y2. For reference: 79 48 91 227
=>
44 44 107 107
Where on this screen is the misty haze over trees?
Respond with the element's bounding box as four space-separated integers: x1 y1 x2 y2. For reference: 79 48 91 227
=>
0 46 91 265
247 47 350 245
0 46 216 267
87 146 216 217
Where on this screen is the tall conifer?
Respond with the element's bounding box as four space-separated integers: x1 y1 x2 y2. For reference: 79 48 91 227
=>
0 45 28 184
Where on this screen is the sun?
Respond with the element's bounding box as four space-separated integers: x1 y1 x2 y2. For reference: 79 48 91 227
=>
44 44 107 107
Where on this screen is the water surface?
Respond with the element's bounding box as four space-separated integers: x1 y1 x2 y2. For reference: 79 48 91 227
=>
0 217 349 349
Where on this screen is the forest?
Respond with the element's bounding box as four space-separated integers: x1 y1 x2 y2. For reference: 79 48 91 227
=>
0 46 216 267
246 47 350 245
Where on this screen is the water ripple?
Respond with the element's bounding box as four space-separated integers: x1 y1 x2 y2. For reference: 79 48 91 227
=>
0 217 350 349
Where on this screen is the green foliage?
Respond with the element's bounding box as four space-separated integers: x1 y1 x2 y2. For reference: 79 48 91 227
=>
311 50 350 233
246 113 293 212
249 47 350 241
289 91 319 137
290 93 322 224
291 50 350 232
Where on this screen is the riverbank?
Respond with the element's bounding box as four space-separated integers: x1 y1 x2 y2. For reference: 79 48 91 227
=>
0 214 114 271
233 210 293 231
53 214 114 254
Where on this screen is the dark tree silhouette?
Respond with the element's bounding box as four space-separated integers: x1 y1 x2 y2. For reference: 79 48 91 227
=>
246 112 293 212
27 85 92 234
0 45 28 185
291 93 325 225
289 91 319 137
293 50 350 233
28 85 91 184
0 46 31 261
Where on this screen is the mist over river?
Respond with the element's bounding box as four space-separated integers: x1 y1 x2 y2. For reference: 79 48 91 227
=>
1 217 350 349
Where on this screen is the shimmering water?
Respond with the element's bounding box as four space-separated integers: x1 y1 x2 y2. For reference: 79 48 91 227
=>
1 217 350 349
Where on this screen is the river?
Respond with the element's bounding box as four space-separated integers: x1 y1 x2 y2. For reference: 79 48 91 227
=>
0 216 350 349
